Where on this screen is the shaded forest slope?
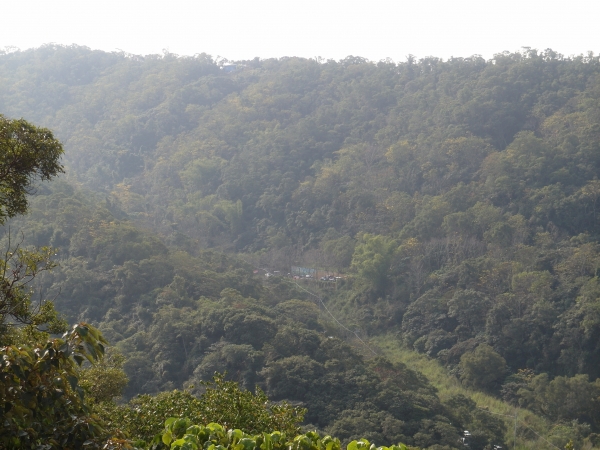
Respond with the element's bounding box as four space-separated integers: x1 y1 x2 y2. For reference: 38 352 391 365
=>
3 46 600 447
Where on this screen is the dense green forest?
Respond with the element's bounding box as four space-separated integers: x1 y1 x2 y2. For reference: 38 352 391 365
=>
3 45 600 449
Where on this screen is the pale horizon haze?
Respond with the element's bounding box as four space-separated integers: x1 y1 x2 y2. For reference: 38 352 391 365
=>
1 0 599 61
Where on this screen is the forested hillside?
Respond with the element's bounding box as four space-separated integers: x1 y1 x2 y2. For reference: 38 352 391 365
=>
3 45 600 449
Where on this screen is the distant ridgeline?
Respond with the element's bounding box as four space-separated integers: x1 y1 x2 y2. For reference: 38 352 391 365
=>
3 46 600 447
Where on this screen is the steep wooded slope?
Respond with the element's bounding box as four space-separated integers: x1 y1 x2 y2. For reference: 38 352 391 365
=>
3 46 600 447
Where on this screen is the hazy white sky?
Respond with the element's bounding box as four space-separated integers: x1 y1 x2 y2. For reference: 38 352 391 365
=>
2 0 598 61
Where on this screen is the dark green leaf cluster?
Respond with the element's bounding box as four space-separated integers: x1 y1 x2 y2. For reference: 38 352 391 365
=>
0 323 107 449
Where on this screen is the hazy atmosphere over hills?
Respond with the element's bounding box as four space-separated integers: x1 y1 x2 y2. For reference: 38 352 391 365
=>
3 45 600 449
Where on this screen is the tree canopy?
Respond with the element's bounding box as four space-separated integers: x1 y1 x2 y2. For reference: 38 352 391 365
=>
0 115 65 343
0 115 63 223
5 46 600 448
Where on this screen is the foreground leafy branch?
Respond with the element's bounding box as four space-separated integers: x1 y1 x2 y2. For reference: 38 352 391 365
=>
0 322 108 449
153 420 418 450
0 238 67 344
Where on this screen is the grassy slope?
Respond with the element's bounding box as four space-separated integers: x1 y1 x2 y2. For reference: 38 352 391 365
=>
371 334 570 450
